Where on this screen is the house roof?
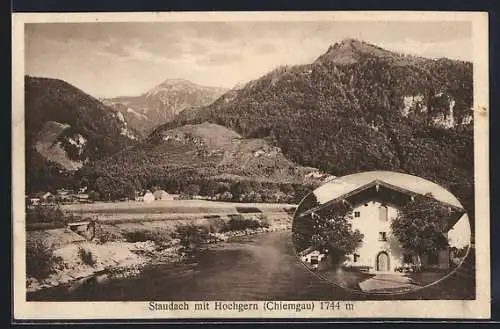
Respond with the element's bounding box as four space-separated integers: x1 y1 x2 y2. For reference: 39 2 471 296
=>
297 171 467 229
297 247 315 256
313 171 463 208
34 192 53 198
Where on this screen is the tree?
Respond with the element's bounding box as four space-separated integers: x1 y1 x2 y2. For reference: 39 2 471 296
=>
174 223 210 259
94 176 112 200
218 191 233 201
88 190 100 201
293 184 314 204
293 202 364 264
199 180 218 198
215 182 230 194
391 194 451 264
310 203 364 264
230 181 253 201
183 184 200 198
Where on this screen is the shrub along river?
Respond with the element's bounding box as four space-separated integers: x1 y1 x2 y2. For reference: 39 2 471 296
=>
27 231 475 301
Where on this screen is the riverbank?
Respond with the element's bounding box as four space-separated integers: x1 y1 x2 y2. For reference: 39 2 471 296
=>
26 215 292 293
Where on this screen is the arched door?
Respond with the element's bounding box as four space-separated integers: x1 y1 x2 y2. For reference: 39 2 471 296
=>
376 252 390 271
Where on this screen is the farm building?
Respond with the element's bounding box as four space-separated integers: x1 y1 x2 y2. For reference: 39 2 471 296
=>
299 248 327 265
298 171 469 272
142 190 155 203
153 190 174 201
34 191 55 202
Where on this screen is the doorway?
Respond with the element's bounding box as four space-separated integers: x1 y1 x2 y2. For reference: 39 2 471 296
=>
376 251 390 271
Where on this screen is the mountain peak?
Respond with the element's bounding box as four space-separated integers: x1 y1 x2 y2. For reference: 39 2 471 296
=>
316 38 400 65
338 38 364 47
144 78 226 97
159 78 197 86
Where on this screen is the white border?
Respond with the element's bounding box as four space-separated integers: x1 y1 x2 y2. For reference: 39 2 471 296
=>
12 11 490 320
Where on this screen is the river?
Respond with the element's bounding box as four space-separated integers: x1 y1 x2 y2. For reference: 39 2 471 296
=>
27 231 475 301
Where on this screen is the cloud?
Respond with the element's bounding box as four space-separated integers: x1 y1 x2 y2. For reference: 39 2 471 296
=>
197 51 244 66
377 38 472 61
96 39 171 64
25 21 473 97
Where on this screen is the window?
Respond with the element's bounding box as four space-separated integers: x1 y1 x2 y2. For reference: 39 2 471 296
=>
379 205 388 221
353 253 360 263
378 232 387 241
354 211 361 218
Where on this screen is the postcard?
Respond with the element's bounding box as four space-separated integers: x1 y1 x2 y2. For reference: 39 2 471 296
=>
12 11 490 320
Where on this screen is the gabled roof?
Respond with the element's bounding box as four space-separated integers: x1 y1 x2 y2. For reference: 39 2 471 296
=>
330 179 464 212
314 171 464 206
34 191 53 198
300 172 466 222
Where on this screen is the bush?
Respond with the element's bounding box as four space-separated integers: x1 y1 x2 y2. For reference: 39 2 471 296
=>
204 216 227 233
88 190 100 201
94 225 124 244
78 247 96 266
256 214 271 228
221 215 269 232
123 229 172 247
26 239 63 280
26 204 67 224
217 191 233 201
173 223 210 258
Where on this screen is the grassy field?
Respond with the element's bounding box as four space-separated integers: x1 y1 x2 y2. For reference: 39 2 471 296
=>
61 200 296 215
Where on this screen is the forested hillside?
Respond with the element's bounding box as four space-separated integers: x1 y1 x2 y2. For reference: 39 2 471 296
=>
25 76 138 192
164 39 474 222
79 122 326 202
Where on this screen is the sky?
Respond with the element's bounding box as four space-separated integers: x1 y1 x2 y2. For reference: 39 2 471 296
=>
25 21 472 98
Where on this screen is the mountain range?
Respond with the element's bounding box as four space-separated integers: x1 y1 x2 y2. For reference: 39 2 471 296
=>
159 38 475 217
25 38 474 223
102 79 227 137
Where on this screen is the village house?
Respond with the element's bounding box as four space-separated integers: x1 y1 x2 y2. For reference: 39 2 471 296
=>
299 171 468 273
142 190 155 203
28 196 40 206
299 247 327 268
32 191 55 203
153 189 174 201
74 193 90 203
56 188 75 196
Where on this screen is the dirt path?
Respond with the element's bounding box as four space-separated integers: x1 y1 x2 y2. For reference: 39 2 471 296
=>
359 273 420 293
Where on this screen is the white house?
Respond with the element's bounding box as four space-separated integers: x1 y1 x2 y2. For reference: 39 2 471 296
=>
299 248 327 264
153 190 174 201
299 172 468 273
142 190 155 203
34 191 54 203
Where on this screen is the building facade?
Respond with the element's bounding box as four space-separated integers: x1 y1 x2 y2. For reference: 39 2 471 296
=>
153 190 174 201
143 191 155 203
344 199 450 272
298 177 466 273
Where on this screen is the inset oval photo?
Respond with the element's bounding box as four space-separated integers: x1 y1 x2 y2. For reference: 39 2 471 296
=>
292 171 472 295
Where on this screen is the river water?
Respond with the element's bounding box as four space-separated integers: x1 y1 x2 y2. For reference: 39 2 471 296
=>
27 231 474 301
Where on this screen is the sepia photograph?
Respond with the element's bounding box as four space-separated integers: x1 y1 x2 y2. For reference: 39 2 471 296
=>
12 11 490 319
293 171 473 297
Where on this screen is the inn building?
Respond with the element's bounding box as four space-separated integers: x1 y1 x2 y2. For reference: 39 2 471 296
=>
298 171 469 272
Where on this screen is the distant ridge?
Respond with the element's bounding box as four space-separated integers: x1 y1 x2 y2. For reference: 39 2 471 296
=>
104 79 227 137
